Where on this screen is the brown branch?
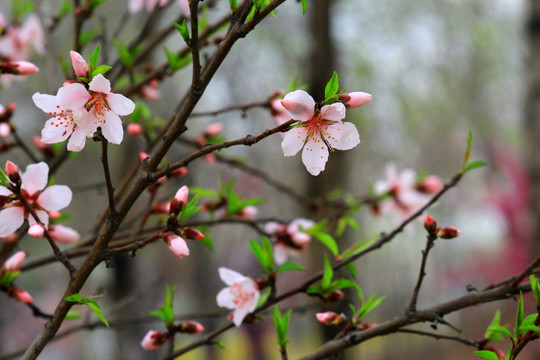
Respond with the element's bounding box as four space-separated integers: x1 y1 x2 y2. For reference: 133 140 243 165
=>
395 329 480 348
98 131 116 214
190 0 202 87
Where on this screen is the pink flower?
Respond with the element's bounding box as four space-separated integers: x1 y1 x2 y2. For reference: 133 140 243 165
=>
265 218 314 265
415 175 444 194
270 98 291 126
0 14 44 61
140 330 166 351
2 251 26 272
216 267 260 327
33 83 95 151
48 225 80 243
339 92 372 109
280 90 360 176
85 74 135 145
70 51 89 77
0 162 72 237
316 312 344 326
163 233 189 259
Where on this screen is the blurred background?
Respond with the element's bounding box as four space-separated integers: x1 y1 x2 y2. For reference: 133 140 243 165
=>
0 0 538 359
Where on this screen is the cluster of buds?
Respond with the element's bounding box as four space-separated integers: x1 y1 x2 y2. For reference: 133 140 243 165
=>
195 122 224 163
141 321 204 351
424 215 461 239
0 251 33 303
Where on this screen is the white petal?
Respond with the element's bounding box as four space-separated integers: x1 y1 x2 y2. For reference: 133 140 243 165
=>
245 286 260 313
107 93 135 115
57 83 92 109
41 119 73 144
400 169 417 188
281 126 307 157
67 127 87 152
21 162 49 196
232 307 249 327
0 207 24 237
320 102 346 121
32 93 60 113
322 121 360 150
218 267 246 286
273 244 288 265
281 90 315 121
100 111 123 144
216 288 236 309
37 185 72 211
28 209 49 227
88 74 111 94
301 136 329 176
0 186 13 196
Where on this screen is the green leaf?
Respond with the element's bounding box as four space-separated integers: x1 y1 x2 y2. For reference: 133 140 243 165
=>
518 324 540 335
301 0 307 14
321 254 333 289
461 131 473 172
307 230 338 256
173 20 190 45
65 310 82 320
250 239 268 270
463 161 487 173
190 187 219 197
198 227 214 250
531 275 540 306
345 263 357 278
486 325 512 339
0 168 10 186
229 0 238 12
85 299 109 327
339 235 378 260
276 262 305 273
272 306 291 347
261 236 274 270
65 293 83 302
150 310 168 323
324 71 339 99
178 194 202 221
59 0 73 16
90 45 100 68
306 286 322 295
357 292 385 320
92 65 112 77
485 310 504 342
216 340 226 349
80 26 100 47
165 284 175 310
515 292 524 338
257 288 271 307
474 350 500 360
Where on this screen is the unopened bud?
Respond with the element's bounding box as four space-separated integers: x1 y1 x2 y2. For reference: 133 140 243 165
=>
183 228 205 240
437 226 461 239
180 321 204 334
204 122 223 137
169 167 188 178
169 186 189 215
416 175 444 194
2 251 26 271
339 92 372 109
316 312 345 326
360 323 378 330
140 330 166 351
28 224 44 239
13 61 39 75
127 123 143 136
7 286 33 303
424 215 437 235
322 290 345 302
5 161 20 183
139 152 149 161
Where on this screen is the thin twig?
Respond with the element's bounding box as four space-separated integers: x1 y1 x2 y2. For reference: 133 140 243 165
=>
98 130 116 214
408 234 437 314
190 101 270 117
396 329 479 348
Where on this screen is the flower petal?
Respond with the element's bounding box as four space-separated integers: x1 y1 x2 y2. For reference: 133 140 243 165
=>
320 102 346 121
301 135 329 176
218 267 246 286
100 111 124 144
41 118 73 144
0 207 24 237
216 287 236 309
0 186 13 196
57 83 92 109
106 93 135 116
281 126 307 157
37 185 72 211
48 225 80 243
281 90 315 121
32 93 60 113
88 74 111 94
21 162 49 196
28 210 49 227
232 307 249 327
67 127 88 152
322 121 360 150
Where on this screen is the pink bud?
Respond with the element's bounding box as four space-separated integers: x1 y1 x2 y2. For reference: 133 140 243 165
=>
169 185 189 215
48 210 61 220
14 61 39 75
8 287 33 303
203 153 216 163
0 123 10 138
140 85 161 100
5 160 18 175
322 290 345 302
163 233 190 259
153 202 170 214
437 226 461 239
416 175 444 194
204 122 223 137
316 312 344 326
140 330 166 351
361 323 378 330
424 215 437 235
127 123 144 136
3 251 26 271
48 225 80 243
237 205 258 220
339 92 372 108
182 321 204 334
170 167 188 178
183 228 205 240
70 51 89 77
28 224 44 239
291 232 310 246
139 152 150 161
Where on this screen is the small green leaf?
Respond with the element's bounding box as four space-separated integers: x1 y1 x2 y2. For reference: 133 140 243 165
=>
357 292 385 320
92 64 112 77
324 71 339 99
85 299 109 327
173 20 190 45
306 286 321 295
308 231 338 256
301 0 307 14
345 263 357 278
276 262 306 273
150 310 168 323
257 288 271 307
80 27 100 47
321 254 333 289
250 239 268 270
515 292 524 338
216 340 226 349
486 325 512 339
178 194 202 221
461 131 473 172
531 275 540 306
190 187 219 197
463 161 487 173
90 45 100 68
518 324 540 335
229 0 238 12
484 310 504 341
474 350 500 360
65 293 83 302
0 168 10 186
261 236 274 270
65 310 82 320
199 227 214 250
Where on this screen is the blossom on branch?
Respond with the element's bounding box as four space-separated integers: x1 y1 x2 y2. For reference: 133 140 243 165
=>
0 162 72 237
280 90 366 176
265 218 314 264
216 267 260 327
140 330 166 351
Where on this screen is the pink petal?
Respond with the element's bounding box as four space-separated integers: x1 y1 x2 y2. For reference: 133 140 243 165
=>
322 121 360 151
301 136 329 176
21 162 49 196
218 267 246 286
28 224 44 238
100 111 124 144
88 74 111 94
28 209 49 227
3 251 25 271
57 83 92 109
70 51 89 77
216 287 236 309
41 119 73 144
320 102 346 121
33 93 59 113
232 307 249 327
37 185 72 211
67 127 88 151
0 207 25 237
106 93 135 116
49 225 80 243
0 186 13 196
281 90 315 121
281 126 307 157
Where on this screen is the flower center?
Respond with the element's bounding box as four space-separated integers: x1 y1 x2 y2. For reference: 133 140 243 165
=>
47 105 76 137
230 283 252 309
86 93 110 127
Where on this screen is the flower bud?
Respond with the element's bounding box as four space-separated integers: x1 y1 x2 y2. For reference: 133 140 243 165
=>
203 153 216 163
360 323 378 330
140 330 166 351
169 186 189 215
322 290 345 302
437 226 461 239
169 167 188 178
5 160 20 183
140 85 161 100
237 205 258 220
2 251 26 271
339 92 372 109
424 215 437 235
8 286 33 303
204 122 223 137
416 175 444 194
14 61 39 75
139 152 150 162
163 233 190 259
127 123 143 136
48 225 80 243
0 123 10 138
181 321 205 334
316 312 344 326
28 224 44 239
70 51 89 77
183 228 205 240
